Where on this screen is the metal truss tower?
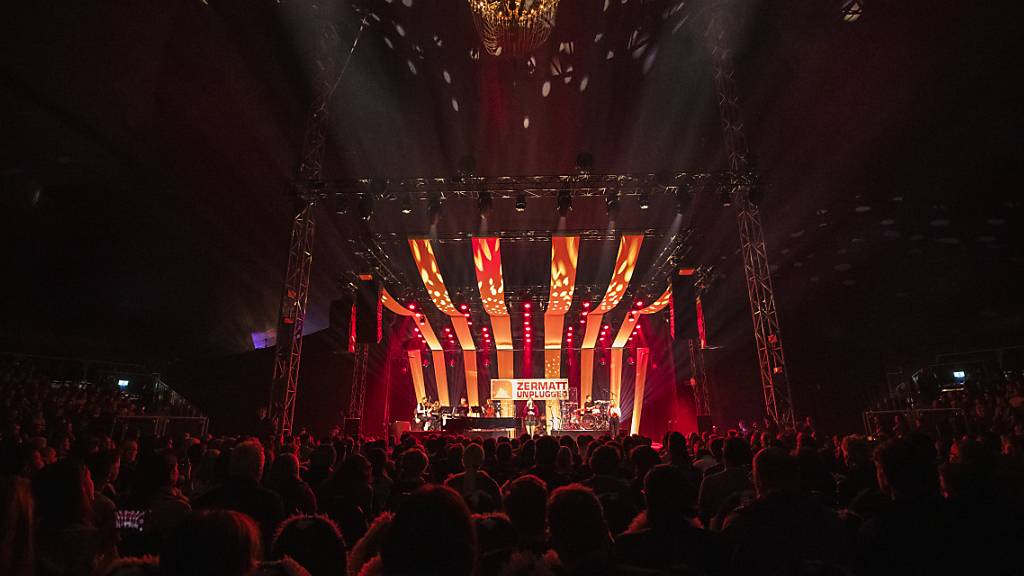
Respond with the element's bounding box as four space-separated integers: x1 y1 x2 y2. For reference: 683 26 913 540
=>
347 343 369 430
270 5 363 440
709 7 795 427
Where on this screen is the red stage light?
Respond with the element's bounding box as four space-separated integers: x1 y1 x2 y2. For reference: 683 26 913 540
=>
460 304 468 310
583 301 591 308
636 301 643 307
524 312 531 318
408 303 417 310
524 302 531 309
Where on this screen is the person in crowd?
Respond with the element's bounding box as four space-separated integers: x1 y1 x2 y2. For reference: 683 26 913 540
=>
692 436 721 476
486 441 518 486
582 444 635 535
266 452 317 515
271 514 347 576
855 435 964 575
364 446 393 516
615 464 729 574
836 434 878 508
546 484 612 575
194 440 284 546
378 485 476 576
664 431 701 487
120 449 192 556
0 474 34 576
526 435 569 491
472 512 517 574
697 437 753 526
627 444 661 511
445 442 501 513
723 447 847 574
501 474 549 554
304 444 336 491
160 509 262 576
32 459 115 576
320 451 373 534
386 447 428 511
348 512 392 575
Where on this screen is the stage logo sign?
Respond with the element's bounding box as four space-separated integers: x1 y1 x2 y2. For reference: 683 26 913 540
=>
491 379 569 400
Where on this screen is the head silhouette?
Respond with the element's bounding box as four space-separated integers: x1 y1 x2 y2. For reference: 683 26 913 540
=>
381 485 476 576
271 514 347 576
161 510 261 576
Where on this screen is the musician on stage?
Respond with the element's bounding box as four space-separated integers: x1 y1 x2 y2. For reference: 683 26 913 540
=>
609 402 621 435
414 395 432 431
483 400 496 418
455 397 470 417
524 399 538 436
584 394 595 412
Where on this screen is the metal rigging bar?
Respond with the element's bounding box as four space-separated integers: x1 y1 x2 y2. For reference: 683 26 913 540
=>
270 7 366 440
708 5 795 427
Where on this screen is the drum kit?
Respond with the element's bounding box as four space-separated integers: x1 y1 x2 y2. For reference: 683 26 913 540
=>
559 400 612 431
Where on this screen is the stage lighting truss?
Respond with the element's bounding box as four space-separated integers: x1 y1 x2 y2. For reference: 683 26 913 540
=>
296 171 740 202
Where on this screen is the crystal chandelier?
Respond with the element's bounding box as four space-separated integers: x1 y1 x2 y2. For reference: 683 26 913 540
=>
468 0 560 57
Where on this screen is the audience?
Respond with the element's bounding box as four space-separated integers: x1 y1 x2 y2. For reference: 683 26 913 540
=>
3 359 1024 576
193 440 285 546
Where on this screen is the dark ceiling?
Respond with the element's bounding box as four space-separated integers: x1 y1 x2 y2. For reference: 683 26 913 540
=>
2 0 1021 414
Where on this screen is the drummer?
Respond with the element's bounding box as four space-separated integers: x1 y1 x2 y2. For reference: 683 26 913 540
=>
583 394 595 412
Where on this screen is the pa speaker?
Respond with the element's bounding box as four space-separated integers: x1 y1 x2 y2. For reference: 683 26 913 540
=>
327 296 356 352
671 271 698 340
354 277 381 345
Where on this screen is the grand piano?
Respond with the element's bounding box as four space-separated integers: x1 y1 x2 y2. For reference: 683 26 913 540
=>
443 416 519 435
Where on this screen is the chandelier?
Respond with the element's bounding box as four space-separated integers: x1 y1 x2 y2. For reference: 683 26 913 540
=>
468 0 560 57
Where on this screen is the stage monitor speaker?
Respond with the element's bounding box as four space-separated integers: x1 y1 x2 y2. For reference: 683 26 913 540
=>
344 417 361 437
671 271 698 340
354 277 381 345
697 415 714 434
392 420 411 440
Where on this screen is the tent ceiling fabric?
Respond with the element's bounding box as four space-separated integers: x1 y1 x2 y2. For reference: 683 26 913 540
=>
1 0 1020 375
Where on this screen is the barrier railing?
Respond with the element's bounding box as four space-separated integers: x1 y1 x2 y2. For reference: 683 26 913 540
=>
861 408 966 438
112 415 209 439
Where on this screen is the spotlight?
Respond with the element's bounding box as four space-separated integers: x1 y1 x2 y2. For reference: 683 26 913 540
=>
638 191 650 210
605 191 620 218
400 191 413 214
478 191 493 218
675 184 692 214
515 193 527 212
358 193 374 220
428 192 443 225
557 189 572 216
